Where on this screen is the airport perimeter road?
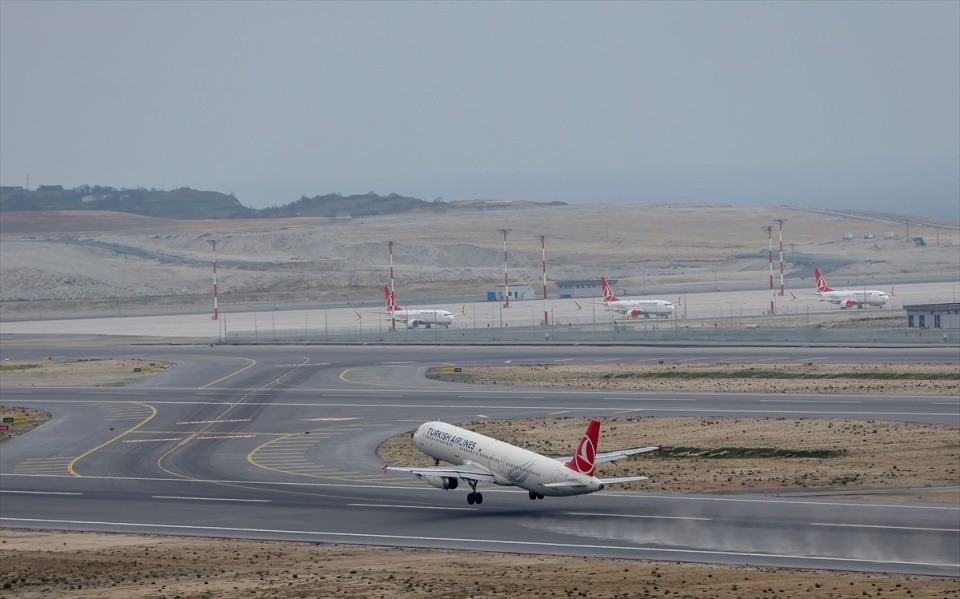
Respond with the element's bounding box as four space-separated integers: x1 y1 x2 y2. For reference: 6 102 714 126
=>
1 344 958 576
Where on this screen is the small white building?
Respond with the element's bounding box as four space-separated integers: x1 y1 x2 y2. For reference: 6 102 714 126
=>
903 303 960 330
555 279 615 299
491 285 536 301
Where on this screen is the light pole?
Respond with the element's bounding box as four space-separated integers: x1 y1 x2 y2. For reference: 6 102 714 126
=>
498 229 511 308
207 239 219 320
537 234 548 325
386 240 396 331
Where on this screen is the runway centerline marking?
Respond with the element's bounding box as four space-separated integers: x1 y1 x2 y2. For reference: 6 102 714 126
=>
566 512 711 521
811 522 959 533
152 496 271 503
348 503 476 511
177 418 252 425
0 490 82 496
759 400 862 404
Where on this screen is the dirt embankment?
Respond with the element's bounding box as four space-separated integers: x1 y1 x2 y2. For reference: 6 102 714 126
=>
427 362 960 396
2 530 958 599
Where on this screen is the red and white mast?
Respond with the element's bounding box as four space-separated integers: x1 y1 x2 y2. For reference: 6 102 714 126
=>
207 239 219 320
387 240 396 331
538 234 548 325
498 229 510 308
764 225 774 314
774 219 786 296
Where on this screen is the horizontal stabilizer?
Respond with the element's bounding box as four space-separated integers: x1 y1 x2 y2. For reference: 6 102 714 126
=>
556 445 661 465
599 475 649 485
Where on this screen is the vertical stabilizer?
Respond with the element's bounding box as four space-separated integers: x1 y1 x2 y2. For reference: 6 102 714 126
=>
566 419 600 476
384 286 402 312
600 277 620 303
814 268 833 293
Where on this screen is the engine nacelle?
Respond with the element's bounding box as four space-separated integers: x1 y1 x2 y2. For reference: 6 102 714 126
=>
407 319 421 328
629 309 641 319
842 299 857 309
422 475 458 490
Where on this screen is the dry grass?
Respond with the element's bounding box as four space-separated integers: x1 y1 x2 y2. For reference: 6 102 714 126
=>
2 530 958 598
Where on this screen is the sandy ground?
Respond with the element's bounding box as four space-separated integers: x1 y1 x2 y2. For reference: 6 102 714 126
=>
2 205 958 319
2 530 959 599
426 362 960 396
1 360 958 597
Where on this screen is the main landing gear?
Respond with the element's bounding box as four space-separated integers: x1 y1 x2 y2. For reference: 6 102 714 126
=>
466 479 483 505
529 490 544 500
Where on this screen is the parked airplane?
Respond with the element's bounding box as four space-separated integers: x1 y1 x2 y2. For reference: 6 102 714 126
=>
384 419 659 504
600 276 674 318
814 267 889 309
384 286 455 328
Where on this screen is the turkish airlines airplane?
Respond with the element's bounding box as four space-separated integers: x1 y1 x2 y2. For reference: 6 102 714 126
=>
600 276 674 318
384 286 455 328
385 419 659 505
814 267 889 309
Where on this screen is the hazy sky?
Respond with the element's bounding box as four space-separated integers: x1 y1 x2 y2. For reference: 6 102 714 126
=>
1 1 958 217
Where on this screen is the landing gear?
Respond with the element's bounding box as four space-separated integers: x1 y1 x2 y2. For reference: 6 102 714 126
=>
466 479 483 505
528 490 544 500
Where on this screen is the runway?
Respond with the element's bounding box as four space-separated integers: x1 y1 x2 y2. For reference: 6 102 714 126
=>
1 344 958 576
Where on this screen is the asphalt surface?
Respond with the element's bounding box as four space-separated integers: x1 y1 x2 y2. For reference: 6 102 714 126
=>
0 344 958 576
2 280 958 338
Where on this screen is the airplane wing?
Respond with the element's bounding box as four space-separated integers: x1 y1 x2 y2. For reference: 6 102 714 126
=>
555 445 661 465
384 462 498 483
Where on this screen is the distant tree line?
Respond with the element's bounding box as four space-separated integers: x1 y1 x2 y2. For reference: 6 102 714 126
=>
0 186 443 220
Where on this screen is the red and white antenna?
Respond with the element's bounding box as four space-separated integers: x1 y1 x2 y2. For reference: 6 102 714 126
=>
763 225 775 314
498 229 511 308
537 234 548 325
774 219 787 296
387 240 396 331
207 239 219 320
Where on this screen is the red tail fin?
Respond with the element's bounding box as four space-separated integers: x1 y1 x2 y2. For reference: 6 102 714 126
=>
384 286 401 312
566 419 600 476
814 268 833 293
600 277 620 303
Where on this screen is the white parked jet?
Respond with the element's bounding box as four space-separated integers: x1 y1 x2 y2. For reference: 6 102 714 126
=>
384 419 659 505
814 267 889 309
601 276 674 319
384 286 455 328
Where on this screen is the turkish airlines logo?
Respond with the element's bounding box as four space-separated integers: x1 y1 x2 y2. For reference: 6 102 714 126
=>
602 285 616 302
571 435 596 473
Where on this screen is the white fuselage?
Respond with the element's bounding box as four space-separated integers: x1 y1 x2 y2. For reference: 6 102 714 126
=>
390 308 455 328
412 422 602 497
605 299 674 318
818 289 889 308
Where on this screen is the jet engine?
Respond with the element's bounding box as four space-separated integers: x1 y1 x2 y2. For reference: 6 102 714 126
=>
422 475 458 490
406 319 421 328
842 299 857 309
630 309 642 319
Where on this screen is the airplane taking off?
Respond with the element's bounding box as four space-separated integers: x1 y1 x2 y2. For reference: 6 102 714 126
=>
600 276 674 318
384 286 455 328
384 419 659 505
813 267 889 309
